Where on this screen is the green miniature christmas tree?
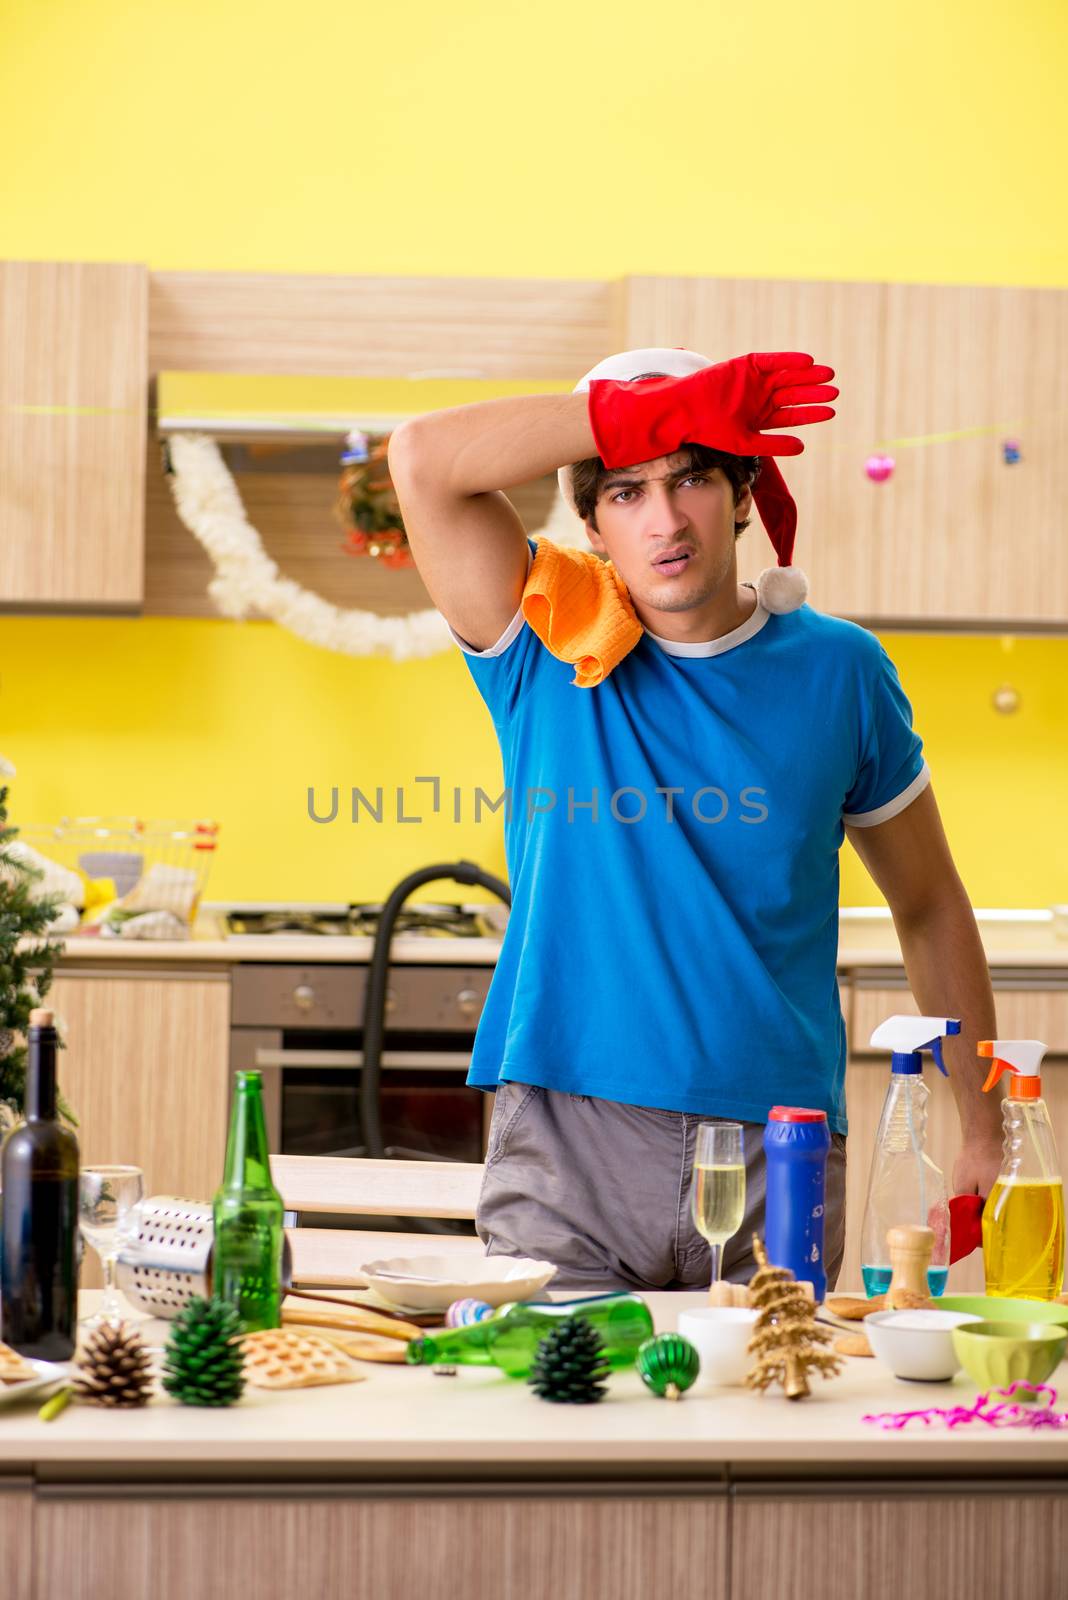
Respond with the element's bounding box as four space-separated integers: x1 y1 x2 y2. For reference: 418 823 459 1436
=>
0 781 67 1119
162 1296 246 1407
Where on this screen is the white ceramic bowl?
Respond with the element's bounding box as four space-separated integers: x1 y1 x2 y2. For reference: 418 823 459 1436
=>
864 1308 983 1382
677 1306 759 1387
360 1253 557 1312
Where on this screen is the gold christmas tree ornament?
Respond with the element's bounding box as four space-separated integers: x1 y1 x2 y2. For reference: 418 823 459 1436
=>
74 1321 154 1408
746 1235 842 1401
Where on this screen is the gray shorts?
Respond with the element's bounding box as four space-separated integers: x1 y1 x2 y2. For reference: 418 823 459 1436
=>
476 1083 847 1294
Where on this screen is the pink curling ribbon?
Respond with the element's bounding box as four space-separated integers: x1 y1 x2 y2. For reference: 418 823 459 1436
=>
863 1382 1068 1432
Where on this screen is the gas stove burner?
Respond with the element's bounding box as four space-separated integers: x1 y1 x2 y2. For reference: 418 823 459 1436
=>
225 909 353 937
223 902 503 939
347 902 487 938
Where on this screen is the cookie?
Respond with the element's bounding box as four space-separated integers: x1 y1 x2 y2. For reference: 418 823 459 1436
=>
887 1288 932 1312
826 1295 884 1321
834 1333 873 1358
0 1341 36 1384
706 1281 751 1308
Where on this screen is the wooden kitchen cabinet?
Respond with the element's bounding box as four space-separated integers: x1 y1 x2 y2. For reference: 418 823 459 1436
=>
839 976 1068 1294
0 260 148 608
48 965 231 1201
623 274 1068 627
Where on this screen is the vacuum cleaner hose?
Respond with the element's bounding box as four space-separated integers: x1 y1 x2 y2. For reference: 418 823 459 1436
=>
360 860 512 1234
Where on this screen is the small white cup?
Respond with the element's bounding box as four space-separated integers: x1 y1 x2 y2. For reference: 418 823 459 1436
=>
677 1306 759 1387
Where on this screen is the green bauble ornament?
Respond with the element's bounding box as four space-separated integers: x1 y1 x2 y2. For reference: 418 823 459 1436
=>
527 1315 610 1404
162 1295 246 1407
637 1333 700 1400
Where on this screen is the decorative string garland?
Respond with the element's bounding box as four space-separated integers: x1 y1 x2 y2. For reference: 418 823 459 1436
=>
863 1380 1068 1432
165 433 588 659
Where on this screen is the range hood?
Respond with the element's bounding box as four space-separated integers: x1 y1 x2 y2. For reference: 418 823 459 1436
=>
156 371 571 444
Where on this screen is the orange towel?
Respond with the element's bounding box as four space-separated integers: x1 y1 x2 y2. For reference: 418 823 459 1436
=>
521 537 643 688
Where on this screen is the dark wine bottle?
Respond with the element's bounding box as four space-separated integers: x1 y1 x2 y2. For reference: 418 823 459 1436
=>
0 1007 80 1358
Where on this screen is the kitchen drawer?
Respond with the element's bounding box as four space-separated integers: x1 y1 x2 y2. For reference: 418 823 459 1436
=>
848 974 1068 1056
231 965 368 1028
231 963 491 1030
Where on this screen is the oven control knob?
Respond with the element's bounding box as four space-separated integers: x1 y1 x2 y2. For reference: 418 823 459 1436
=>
293 984 316 1013
456 987 483 1019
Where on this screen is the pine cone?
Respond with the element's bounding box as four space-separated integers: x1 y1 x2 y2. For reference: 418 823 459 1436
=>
162 1296 246 1408
527 1316 610 1405
74 1322 154 1408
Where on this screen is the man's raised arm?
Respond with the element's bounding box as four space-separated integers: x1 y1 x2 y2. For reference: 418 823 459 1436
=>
387 393 596 652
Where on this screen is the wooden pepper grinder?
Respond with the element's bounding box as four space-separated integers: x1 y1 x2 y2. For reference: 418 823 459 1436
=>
886 1224 934 1308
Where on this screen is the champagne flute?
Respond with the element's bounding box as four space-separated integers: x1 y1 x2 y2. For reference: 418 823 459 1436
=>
78 1164 144 1328
690 1123 746 1289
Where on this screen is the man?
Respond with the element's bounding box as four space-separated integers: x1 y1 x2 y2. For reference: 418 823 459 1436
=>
388 347 1002 1291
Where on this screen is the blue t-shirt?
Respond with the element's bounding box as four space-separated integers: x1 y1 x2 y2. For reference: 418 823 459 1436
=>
449 539 928 1135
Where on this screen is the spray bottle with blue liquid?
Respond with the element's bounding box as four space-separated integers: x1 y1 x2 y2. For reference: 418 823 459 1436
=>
859 1015 960 1298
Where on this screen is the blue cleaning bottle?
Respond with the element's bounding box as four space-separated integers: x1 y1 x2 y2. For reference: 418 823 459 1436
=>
763 1107 832 1303
859 1015 961 1298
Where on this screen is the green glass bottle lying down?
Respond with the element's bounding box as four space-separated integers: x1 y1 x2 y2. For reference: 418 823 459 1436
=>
405 1293 654 1376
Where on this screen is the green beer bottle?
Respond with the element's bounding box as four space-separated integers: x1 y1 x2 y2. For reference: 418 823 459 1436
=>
212 1071 284 1332
405 1293 654 1377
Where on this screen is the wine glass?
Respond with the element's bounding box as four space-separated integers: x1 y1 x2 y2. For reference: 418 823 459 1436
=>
690 1123 746 1288
79 1164 144 1328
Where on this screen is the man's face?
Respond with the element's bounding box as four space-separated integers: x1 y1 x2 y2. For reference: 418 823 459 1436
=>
584 451 752 617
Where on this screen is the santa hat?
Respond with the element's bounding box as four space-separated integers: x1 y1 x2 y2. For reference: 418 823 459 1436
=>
557 346 808 615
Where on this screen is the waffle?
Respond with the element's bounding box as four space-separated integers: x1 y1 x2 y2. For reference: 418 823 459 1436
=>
0 1341 36 1384
241 1328 366 1390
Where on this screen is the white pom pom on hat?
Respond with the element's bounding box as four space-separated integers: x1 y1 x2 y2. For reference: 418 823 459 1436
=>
559 345 807 615
757 563 808 613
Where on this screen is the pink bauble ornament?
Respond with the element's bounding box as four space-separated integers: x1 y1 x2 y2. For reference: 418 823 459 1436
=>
865 454 895 483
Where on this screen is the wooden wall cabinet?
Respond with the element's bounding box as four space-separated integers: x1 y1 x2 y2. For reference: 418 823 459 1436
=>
5 260 1064 626
624 275 1068 627
839 974 1068 1293
48 966 231 1202
0 260 147 608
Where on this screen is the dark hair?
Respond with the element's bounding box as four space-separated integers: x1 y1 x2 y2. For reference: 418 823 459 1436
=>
569 442 762 535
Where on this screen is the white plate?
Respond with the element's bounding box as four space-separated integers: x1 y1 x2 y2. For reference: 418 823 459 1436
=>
360 1254 557 1312
0 1358 74 1408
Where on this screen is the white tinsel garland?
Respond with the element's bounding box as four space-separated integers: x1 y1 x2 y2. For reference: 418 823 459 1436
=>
166 434 588 660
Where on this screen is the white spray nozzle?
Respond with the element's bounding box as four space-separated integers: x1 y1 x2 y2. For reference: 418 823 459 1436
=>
870 1014 961 1076
978 1039 1046 1076
869 1015 961 1054
979 1039 1047 1095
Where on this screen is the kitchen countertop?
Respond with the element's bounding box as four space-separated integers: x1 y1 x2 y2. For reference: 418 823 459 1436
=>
37 909 1068 970
2 1291 1067 1480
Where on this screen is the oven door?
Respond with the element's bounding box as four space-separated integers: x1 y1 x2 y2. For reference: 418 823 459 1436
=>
231 1029 488 1154
229 963 493 1233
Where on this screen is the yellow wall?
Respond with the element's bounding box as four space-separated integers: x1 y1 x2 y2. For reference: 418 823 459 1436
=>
2 0 1065 288
2 618 1066 908
2 0 1067 908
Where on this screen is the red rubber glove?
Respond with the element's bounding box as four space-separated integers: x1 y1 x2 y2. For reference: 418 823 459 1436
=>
587 351 837 467
949 1193 984 1264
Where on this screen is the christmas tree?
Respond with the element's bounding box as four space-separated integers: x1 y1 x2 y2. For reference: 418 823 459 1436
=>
746 1234 842 1401
0 779 66 1117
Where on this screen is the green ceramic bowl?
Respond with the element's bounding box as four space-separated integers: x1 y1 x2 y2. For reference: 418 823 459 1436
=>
938 1295 1068 1328
951 1320 1067 1391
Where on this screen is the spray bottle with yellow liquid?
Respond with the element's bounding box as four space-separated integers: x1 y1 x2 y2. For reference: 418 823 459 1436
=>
979 1039 1065 1301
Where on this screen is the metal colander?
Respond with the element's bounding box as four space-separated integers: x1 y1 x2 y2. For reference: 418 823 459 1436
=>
115 1195 292 1318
